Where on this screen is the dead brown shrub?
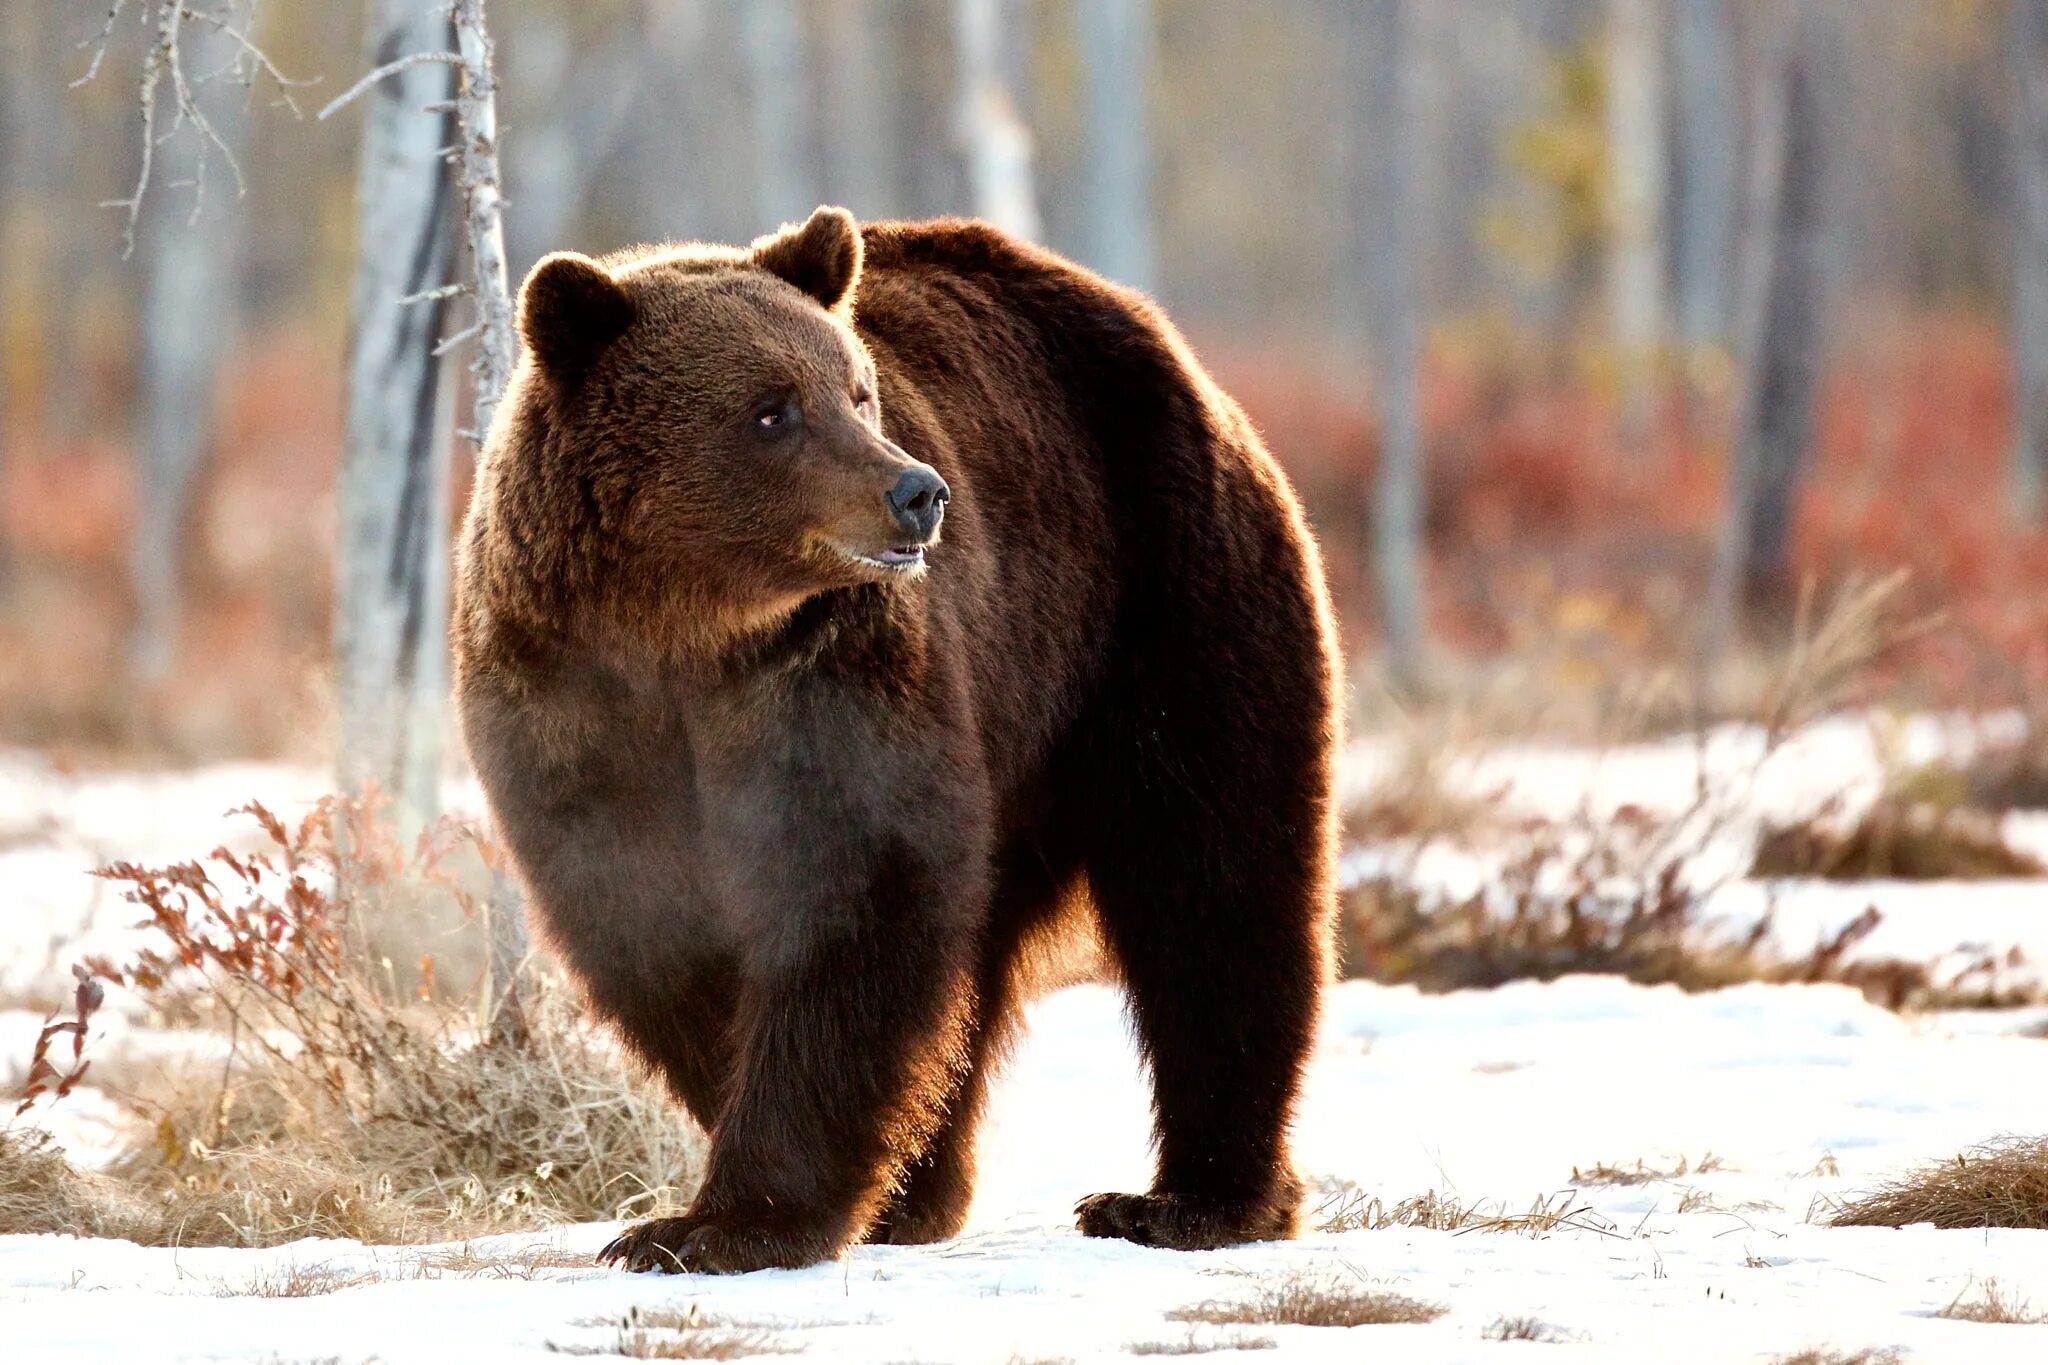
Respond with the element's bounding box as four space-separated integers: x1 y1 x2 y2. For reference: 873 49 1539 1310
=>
1829 1136 2048 1230
7 797 704 1247
1752 799 2043 880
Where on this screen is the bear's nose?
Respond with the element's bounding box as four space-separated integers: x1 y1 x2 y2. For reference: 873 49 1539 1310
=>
884 465 951 540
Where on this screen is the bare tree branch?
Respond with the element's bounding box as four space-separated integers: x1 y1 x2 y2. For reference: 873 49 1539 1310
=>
74 0 303 257
317 50 464 122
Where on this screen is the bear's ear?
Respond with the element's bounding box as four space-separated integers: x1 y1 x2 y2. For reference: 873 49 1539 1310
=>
519 252 635 387
752 206 863 314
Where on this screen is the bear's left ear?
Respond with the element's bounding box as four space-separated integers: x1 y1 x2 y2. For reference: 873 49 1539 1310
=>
752 206 863 314
520 251 635 389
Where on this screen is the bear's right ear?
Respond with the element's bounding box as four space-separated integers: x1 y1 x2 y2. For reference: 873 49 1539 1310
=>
519 252 635 388
752 206 862 314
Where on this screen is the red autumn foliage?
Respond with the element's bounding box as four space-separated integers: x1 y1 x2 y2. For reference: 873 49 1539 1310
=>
1 311 2044 761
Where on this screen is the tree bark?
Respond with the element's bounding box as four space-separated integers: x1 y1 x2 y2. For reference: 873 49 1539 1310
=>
954 0 1041 240
1078 0 1155 292
1705 3 1826 652
2012 0 2048 522
333 0 459 825
1672 0 1740 349
128 16 252 683
1352 0 1428 692
1606 0 1668 443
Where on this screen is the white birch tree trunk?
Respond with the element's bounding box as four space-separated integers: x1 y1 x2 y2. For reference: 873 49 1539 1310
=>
1606 0 1668 443
128 17 251 683
333 0 459 825
1078 0 1155 292
2011 0 2048 522
954 0 1041 240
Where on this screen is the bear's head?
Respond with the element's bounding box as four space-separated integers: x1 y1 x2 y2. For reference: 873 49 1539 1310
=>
494 206 948 653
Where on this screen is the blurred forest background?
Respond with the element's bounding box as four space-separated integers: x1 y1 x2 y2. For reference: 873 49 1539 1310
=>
1 0 2043 771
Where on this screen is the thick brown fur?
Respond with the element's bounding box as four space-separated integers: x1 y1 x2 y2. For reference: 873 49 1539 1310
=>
453 207 1341 1274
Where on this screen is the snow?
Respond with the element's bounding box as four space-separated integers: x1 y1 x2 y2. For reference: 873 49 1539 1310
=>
5 980 2048 1362
6 726 2048 1361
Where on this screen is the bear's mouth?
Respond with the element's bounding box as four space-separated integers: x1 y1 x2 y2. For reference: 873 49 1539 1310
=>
838 544 927 572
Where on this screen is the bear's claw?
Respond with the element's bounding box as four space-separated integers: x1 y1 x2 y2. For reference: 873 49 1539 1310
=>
1074 1190 1299 1251
598 1215 839 1275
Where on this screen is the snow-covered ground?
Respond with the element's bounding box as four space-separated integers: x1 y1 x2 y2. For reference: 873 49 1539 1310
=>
5 725 2048 1362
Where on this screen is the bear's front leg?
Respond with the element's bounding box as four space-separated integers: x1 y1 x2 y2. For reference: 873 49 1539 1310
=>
599 853 979 1274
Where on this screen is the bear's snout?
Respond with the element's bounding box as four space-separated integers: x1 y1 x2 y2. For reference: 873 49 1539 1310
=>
884 466 951 542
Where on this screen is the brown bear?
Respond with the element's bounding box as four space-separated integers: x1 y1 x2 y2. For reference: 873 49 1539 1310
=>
453 207 1340 1274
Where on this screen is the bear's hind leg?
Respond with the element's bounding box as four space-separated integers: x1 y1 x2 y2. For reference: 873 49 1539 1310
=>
1072 589 1336 1250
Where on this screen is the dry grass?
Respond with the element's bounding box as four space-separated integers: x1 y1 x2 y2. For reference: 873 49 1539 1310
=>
1829 1136 2048 1230
0 1127 157 1240
1570 1154 1723 1187
4 798 705 1249
1313 1183 1615 1239
1126 1332 1275 1355
1313 1184 1481 1233
1168 1270 1445 1329
1936 1278 2044 1324
214 1263 377 1298
555 1307 803 1360
410 1241 593 1280
1484 1315 1559 1342
1752 798 2043 880
1769 1351 1902 1365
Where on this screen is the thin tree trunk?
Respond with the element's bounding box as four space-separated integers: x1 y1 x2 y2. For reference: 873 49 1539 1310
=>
451 0 516 440
333 0 459 826
1078 0 1155 291
1672 0 1740 349
2011 0 2048 522
1355 0 1428 693
1606 0 1668 444
741 0 818 227
954 0 1041 240
1705 4 1825 654
129 17 251 683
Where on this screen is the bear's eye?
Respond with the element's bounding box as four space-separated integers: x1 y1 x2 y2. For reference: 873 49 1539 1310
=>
750 398 800 436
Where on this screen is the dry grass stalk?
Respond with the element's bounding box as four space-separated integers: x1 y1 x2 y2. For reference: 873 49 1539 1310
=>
1168 1270 1445 1328
1829 1137 2048 1231
1936 1278 2043 1324
1770 1351 1902 1365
